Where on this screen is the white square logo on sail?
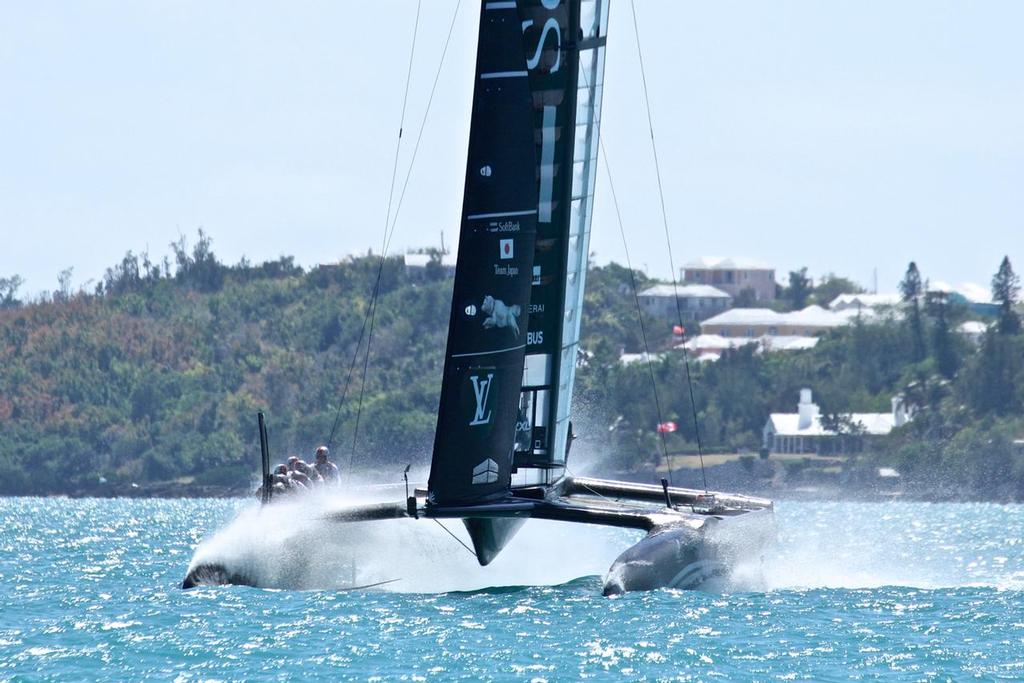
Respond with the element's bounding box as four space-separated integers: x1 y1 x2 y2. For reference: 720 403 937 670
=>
471 458 500 485
499 239 514 260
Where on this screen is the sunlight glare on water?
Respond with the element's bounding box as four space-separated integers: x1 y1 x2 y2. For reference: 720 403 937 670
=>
2 497 1023 680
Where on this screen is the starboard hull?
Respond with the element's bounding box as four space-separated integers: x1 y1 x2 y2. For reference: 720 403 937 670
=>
601 507 774 595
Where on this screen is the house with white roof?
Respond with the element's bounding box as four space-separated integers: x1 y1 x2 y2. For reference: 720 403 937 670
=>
958 320 989 345
619 351 664 366
682 257 776 302
928 281 999 317
699 305 852 338
829 293 902 312
637 283 732 322
762 389 911 456
681 333 819 361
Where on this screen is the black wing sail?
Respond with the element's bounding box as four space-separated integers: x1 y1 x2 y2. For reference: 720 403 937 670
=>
427 2 541 505
429 0 610 505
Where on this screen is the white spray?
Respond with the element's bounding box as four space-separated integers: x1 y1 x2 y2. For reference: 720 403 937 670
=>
186 480 641 593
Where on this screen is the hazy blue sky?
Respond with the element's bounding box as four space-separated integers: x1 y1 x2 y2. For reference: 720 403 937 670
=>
2 1 1021 296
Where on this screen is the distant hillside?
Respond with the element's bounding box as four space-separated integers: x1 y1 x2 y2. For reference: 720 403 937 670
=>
1 236 1022 499
0 235 660 495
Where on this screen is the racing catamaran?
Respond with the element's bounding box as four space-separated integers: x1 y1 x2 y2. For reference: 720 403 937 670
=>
183 0 773 594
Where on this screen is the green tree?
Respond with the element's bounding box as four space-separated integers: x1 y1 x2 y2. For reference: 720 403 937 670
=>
813 273 864 307
0 275 23 308
171 229 225 292
55 267 74 302
786 268 812 310
926 291 959 379
992 256 1021 335
6 231 1024 499
964 332 1023 416
900 262 926 362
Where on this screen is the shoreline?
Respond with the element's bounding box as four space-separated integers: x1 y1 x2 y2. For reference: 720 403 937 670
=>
2 483 1020 504
4 452 1018 503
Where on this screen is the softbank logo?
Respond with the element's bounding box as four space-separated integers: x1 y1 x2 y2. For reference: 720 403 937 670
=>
469 373 494 426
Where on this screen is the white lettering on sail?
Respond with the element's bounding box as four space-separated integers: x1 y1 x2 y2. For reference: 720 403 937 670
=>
539 105 556 223
522 1 562 74
493 264 520 277
469 373 494 426
524 18 561 73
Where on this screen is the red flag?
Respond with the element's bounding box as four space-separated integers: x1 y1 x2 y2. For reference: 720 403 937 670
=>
656 421 677 433
672 324 685 336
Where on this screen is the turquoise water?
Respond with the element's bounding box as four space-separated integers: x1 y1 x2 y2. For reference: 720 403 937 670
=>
2 497 1023 680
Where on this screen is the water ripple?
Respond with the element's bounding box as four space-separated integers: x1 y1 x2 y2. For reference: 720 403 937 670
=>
1 498 1023 680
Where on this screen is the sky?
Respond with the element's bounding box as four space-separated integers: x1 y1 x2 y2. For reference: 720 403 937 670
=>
1 1 1021 297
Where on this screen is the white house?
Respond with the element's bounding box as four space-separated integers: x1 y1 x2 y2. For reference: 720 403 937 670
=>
637 283 732 322
682 257 776 302
958 320 989 345
681 333 819 361
700 305 853 338
829 293 902 312
928 281 999 316
762 389 911 456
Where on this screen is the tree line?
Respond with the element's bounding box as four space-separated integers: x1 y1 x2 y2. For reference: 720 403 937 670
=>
0 236 1021 498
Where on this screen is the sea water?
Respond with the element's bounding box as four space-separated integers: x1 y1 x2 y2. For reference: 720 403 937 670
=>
2 497 1023 681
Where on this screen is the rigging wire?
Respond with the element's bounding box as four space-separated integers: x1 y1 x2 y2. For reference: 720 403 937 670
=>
577 58 675 487
629 0 708 491
596 139 675 488
324 0 462 463
380 0 465 257
349 0 466 471
432 518 478 559
563 464 617 505
325 309 371 448
348 0 423 468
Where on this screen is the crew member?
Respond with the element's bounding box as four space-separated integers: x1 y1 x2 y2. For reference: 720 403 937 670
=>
286 456 317 488
272 464 295 492
313 446 339 483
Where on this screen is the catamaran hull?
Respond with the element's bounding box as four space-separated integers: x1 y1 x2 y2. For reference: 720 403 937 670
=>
603 509 774 595
603 525 712 595
182 562 255 589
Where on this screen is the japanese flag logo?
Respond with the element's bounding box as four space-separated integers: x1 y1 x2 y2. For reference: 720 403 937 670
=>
499 239 514 260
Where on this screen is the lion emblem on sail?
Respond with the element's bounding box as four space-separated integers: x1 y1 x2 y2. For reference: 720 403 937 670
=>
480 295 520 337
